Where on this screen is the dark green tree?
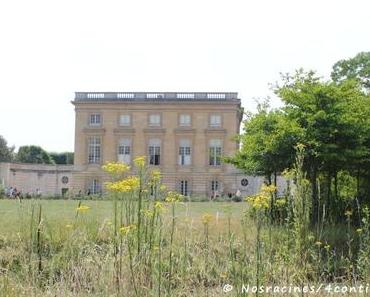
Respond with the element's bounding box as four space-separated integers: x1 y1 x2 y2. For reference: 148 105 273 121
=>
226 100 303 184
275 70 370 223
0 135 14 162
331 51 370 92
49 152 74 164
16 145 55 164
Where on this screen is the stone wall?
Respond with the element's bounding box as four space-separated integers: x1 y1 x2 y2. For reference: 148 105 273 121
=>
0 162 74 197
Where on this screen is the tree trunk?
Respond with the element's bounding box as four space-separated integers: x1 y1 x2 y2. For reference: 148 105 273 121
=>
311 160 318 225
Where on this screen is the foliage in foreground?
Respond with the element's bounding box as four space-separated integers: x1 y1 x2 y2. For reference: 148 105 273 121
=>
0 155 369 297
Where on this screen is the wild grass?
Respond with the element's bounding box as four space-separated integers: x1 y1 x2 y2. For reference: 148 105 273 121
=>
0 155 369 296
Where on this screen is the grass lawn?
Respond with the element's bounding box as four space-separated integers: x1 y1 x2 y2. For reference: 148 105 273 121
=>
0 199 246 235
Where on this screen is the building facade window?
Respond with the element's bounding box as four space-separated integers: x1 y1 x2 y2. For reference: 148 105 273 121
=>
211 180 219 192
209 139 222 166
148 138 161 165
88 136 101 164
118 138 131 164
89 113 101 126
89 179 101 195
209 114 221 127
149 114 161 126
179 180 189 196
119 114 131 126
179 114 191 126
178 139 191 166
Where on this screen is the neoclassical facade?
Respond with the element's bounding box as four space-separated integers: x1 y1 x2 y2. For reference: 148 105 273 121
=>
71 92 246 196
0 92 285 198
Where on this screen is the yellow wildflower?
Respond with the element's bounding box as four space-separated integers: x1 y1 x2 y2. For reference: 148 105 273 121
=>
154 201 165 212
105 176 140 193
102 162 130 175
133 156 146 168
315 241 322 247
296 143 306 150
202 213 214 224
165 191 183 203
261 184 277 195
142 209 154 218
275 199 286 208
356 228 363 234
151 169 161 182
76 205 90 212
246 194 270 210
119 224 136 236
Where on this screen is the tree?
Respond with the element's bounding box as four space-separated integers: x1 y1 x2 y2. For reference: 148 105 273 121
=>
0 135 14 162
275 70 370 223
226 100 303 182
49 152 74 164
16 145 55 164
331 51 370 92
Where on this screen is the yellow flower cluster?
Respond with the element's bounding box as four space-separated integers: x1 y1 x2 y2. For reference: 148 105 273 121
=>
260 184 277 194
76 205 90 212
133 156 146 168
151 169 161 182
142 209 154 218
246 194 270 210
102 162 130 175
165 191 183 203
202 213 214 224
154 201 166 213
275 198 287 208
119 224 136 236
105 176 140 193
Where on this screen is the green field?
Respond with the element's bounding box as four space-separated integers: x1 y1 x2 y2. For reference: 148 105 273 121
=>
0 199 245 235
0 198 369 297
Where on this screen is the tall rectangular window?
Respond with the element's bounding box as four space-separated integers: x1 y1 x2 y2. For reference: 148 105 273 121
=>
211 180 219 191
179 114 191 126
118 138 131 164
209 114 221 127
149 138 161 165
149 114 161 126
209 139 222 166
89 179 101 195
88 136 101 164
119 114 131 126
179 180 189 196
89 114 101 126
178 139 191 165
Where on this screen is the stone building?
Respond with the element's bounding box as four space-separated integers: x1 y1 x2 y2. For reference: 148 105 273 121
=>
71 91 250 197
0 91 286 198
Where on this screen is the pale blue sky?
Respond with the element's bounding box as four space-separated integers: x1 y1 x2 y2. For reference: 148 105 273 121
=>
0 0 369 152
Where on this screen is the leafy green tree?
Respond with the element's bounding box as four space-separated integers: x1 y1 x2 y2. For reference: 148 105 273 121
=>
0 135 14 162
331 51 370 92
49 152 74 164
16 145 55 164
275 70 370 223
227 100 303 183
